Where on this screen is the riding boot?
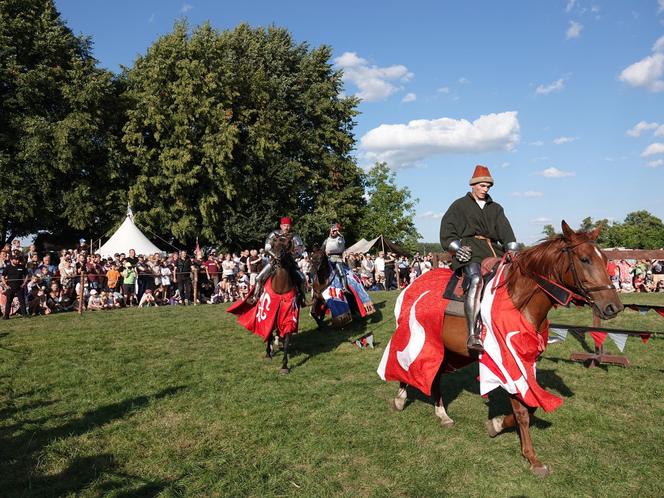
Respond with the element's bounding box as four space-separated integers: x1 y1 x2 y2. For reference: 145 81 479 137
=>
249 262 272 304
463 263 484 351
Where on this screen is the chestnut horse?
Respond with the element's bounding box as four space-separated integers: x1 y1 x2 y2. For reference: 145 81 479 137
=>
263 233 300 374
390 221 623 476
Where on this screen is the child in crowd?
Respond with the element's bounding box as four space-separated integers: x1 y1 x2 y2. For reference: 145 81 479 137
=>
106 263 120 292
138 288 157 307
87 289 103 310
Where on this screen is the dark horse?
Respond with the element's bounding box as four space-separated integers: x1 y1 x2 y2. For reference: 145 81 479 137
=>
262 232 300 374
390 221 623 476
309 246 334 326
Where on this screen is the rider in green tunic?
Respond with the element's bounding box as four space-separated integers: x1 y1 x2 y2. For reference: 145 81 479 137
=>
440 165 518 351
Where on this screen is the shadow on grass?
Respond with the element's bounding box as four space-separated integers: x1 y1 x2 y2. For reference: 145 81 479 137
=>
0 385 187 497
287 299 390 371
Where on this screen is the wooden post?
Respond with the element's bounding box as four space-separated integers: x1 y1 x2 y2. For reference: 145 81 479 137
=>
193 267 198 306
78 271 85 315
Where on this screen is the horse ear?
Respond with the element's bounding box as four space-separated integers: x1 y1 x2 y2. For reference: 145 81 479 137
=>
589 223 603 241
561 220 574 241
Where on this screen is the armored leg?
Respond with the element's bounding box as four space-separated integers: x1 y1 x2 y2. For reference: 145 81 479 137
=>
334 261 350 293
463 262 484 351
295 269 308 306
249 262 272 304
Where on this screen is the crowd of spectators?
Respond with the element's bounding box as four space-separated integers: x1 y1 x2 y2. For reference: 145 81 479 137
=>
1 236 662 320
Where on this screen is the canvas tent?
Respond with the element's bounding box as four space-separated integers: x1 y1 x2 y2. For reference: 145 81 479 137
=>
97 208 163 258
344 235 409 256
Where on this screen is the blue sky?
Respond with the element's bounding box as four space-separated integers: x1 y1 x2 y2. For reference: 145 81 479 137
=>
55 0 664 244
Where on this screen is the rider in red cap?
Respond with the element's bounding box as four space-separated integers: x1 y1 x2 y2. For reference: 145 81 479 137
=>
440 165 518 351
248 215 306 304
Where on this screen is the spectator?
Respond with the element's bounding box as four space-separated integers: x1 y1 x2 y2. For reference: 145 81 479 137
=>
203 253 220 287
2 253 28 319
374 252 385 288
384 252 396 290
87 289 103 310
121 262 137 306
174 250 193 305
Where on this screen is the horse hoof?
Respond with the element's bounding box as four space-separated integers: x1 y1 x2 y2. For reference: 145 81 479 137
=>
390 399 405 411
439 418 455 428
530 464 550 478
485 417 503 438
279 367 290 375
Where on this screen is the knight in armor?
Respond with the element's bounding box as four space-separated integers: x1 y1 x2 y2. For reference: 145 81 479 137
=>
249 216 307 305
323 223 349 293
440 165 518 351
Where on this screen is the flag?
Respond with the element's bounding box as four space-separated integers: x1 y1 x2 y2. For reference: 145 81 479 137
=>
608 332 628 352
589 330 607 348
479 265 563 412
548 327 568 344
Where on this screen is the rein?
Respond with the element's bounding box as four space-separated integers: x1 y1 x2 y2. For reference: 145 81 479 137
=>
560 241 614 305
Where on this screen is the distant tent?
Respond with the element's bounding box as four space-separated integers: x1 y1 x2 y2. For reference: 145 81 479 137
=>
344 235 409 256
96 206 163 258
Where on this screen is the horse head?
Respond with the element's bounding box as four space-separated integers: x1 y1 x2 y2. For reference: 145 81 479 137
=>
559 220 623 319
271 232 294 266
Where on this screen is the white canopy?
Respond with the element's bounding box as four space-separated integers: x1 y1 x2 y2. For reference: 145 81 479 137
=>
96 214 162 258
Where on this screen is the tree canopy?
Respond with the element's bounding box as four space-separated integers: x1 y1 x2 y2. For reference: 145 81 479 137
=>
123 22 365 249
0 0 127 245
359 162 420 252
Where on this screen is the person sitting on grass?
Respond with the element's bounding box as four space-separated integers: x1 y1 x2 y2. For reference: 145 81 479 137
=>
87 289 103 311
138 288 157 307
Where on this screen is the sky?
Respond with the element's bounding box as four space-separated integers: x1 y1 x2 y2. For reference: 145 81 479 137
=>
54 0 664 244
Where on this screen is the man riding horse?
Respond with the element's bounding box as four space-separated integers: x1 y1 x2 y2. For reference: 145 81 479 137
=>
323 222 350 293
249 216 307 306
440 165 519 351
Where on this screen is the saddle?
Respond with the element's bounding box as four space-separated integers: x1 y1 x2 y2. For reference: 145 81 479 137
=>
442 257 501 317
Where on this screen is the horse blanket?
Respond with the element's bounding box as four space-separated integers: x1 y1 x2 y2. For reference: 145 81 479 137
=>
313 264 375 326
378 265 563 411
227 277 299 341
377 269 452 396
479 263 563 412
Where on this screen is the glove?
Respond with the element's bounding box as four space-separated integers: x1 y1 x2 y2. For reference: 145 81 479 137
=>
456 246 472 263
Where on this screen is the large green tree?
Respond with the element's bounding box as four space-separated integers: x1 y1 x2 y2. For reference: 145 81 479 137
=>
0 0 127 245
359 162 420 252
123 22 365 249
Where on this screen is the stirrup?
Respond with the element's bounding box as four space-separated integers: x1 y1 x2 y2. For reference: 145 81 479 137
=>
467 334 484 351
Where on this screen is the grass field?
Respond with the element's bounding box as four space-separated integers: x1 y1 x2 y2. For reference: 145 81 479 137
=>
1 291 663 497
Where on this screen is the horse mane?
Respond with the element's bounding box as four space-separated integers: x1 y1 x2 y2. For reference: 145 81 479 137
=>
504 229 602 310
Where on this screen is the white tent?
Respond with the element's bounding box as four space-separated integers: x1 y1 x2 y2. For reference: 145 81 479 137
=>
97 210 163 258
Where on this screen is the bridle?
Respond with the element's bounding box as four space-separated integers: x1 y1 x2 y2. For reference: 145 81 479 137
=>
561 240 614 305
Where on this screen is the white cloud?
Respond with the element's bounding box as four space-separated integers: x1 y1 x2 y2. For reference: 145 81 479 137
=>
148 13 155 23
626 121 659 137
334 52 413 102
565 0 576 13
654 35 664 52
437 86 450 94
458 77 470 84
656 125 664 136
531 217 552 225
512 191 544 197
530 140 544 146
418 211 445 219
360 111 520 168
619 37 664 92
181 3 193 13
553 136 578 144
566 21 583 39
500 162 510 168
647 159 664 167
402 93 417 103
538 167 576 178
535 77 567 95
659 0 664 13
641 142 664 157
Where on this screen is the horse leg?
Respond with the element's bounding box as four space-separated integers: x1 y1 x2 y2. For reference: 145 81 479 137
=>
486 413 516 438
510 397 549 477
431 370 454 428
265 331 273 360
391 382 408 411
279 333 291 374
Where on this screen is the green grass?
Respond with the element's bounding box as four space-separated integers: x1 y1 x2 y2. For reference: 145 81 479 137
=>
1 292 663 497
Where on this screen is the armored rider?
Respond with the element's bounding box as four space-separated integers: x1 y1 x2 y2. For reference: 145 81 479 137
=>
323 223 349 293
249 216 307 305
439 165 518 351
